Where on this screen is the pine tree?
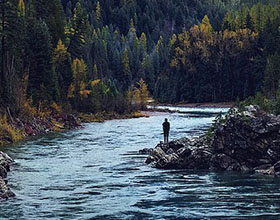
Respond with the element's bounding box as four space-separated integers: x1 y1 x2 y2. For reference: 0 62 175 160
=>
264 53 280 99
245 11 253 30
32 0 65 44
95 1 101 23
68 58 90 109
201 15 213 33
54 39 73 103
93 64 99 79
137 78 149 109
67 0 89 59
54 39 67 64
121 48 131 90
0 0 24 104
140 32 147 51
18 0 25 16
27 19 59 103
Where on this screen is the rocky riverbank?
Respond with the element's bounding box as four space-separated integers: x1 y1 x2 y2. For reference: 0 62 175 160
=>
0 112 81 200
0 112 81 146
0 152 15 199
0 110 148 200
142 106 280 177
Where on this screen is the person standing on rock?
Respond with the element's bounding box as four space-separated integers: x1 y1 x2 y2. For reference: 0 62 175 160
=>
163 118 170 143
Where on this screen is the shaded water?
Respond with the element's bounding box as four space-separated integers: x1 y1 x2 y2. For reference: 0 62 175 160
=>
1 107 280 220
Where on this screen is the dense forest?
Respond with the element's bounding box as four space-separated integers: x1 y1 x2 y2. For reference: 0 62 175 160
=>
1 0 280 116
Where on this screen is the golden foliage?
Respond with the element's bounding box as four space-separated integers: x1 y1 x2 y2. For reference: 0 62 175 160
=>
129 79 150 108
140 32 147 51
178 31 190 49
78 113 105 123
54 39 67 64
130 18 136 33
52 120 64 132
0 114 23 143
18 0 25 16
73 58 87 82
95 1 101 21
169 34 177 49
220 28 258 54
50 102 62 114
138 78 149 105
131 112 146 118
69 58 90 101
201 15 213 33
170 59 178 68
122 48 131 75
91 79 101 87
37 102 52 119
156 36 163 53
133 87 141 104
79 82 91 98
170 31 190 68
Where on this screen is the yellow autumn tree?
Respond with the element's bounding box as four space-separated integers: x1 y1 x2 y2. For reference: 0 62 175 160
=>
68 58 90 102
200 15 213 33
73 58 87 83
95 1 101 22
138 78 149 107
170 31 190 69
140 32 147 51
18 0 25 16
189 15 215 60
132 87 141 104
54 39 67 64
130 19 136 33
131 78 150 109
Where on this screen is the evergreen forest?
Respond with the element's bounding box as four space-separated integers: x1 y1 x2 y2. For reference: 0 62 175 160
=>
1 0 280 115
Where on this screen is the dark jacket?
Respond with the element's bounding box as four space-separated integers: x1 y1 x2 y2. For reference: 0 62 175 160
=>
163 121 170 134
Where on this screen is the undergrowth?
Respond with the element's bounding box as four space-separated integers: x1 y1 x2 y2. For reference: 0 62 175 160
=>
0 114 23 145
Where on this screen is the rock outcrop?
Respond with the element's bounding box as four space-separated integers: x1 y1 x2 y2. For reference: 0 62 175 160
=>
143 106 280 177
0 152 15 199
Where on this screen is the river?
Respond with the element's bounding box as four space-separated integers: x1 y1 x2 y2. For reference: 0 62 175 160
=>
1 107 280 220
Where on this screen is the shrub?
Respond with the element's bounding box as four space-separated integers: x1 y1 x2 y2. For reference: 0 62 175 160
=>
0 114 23 144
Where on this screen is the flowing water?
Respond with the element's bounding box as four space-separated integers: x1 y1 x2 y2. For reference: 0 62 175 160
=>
1 107 280 220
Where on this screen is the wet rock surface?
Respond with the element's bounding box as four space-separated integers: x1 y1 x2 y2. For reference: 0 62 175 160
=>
143 106 280 176
0 152 15 199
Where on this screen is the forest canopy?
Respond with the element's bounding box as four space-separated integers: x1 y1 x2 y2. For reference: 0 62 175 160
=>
0 0 280 115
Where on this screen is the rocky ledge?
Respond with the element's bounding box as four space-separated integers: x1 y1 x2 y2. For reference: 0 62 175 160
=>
0 152 15 199
142 106 280 177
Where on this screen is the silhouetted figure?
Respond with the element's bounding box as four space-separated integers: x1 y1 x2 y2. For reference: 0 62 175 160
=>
162 118 170 143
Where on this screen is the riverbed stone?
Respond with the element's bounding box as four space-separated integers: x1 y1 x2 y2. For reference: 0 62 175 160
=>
139 148 153 154
144 105 280 177
0 152 14 200
0 165 7 179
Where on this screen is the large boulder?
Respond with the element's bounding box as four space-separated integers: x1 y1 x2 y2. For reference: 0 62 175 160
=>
145 137 209 169
142 105 280 176
0 152 15 200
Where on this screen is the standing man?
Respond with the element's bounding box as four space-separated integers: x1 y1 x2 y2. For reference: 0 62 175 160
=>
162 118 170 143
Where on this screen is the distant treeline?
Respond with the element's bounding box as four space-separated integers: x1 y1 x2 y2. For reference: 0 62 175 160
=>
0 0 279 117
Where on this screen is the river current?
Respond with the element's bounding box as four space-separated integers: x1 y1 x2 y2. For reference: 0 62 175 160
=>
1 107 280 220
